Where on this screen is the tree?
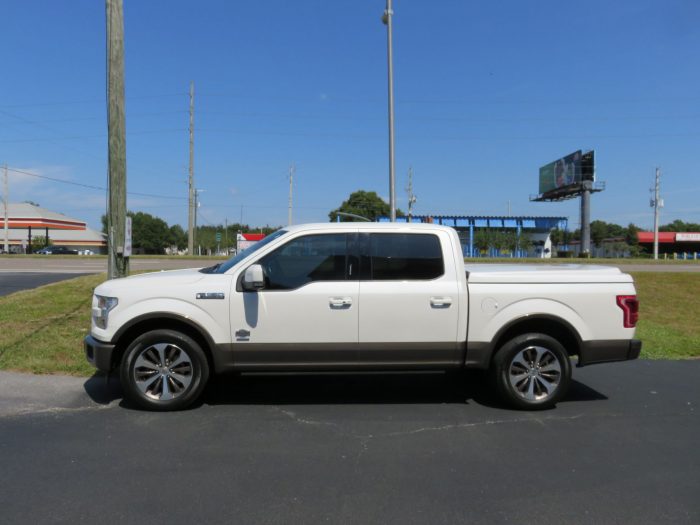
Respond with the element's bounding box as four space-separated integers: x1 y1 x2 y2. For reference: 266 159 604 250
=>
472 229 492 255
590 220 609 248
168 225 187 250
492 230 512 254
516 231 533 254
129 211 170 254
329 190 404 222
660 220 700 232
31 235 51 252
549 228 563 247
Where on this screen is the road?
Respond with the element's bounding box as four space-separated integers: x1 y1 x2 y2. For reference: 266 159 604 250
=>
0 272 89 296
0 360 698 524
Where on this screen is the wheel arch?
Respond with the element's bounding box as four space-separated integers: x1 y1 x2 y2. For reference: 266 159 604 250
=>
110 313 216 371
492 315 582 362
466 314 584 369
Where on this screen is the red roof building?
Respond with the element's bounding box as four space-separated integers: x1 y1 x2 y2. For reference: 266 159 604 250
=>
637 231 700 255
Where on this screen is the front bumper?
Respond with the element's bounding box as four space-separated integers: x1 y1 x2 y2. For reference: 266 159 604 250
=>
84 335 116 372
578 339 642 367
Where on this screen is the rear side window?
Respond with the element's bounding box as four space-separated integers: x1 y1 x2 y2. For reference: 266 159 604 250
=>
367 233 444 280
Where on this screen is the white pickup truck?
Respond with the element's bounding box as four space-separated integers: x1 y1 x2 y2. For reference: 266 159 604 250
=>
85 222 641 411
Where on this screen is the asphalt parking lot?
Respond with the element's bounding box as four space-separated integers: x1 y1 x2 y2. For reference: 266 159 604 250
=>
1 360 698 524
0 272 89 296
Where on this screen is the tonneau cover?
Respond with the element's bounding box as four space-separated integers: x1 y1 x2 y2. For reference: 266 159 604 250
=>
465 264 633 284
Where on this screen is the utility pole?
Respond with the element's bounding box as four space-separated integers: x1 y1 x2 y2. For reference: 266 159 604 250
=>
188 81 195 256
406 166 416 221
288 163 295 226
382 0 396 222
652 167 662 260
3 164 9 253
224 218 228 254
194 188 202 255
580 180 592 257
106 0 128 278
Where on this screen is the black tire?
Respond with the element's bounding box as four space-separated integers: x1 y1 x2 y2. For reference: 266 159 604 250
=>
491 333 571 410
120 329 210 411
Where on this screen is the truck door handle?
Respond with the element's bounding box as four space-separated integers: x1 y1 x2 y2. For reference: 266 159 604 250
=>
430 297 453 308
329 297 352 309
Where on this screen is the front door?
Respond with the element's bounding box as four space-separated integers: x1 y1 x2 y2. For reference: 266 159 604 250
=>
230 232 359 368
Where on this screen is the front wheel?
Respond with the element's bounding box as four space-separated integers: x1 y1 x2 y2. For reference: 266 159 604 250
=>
492 333 571 410
120 329 210 411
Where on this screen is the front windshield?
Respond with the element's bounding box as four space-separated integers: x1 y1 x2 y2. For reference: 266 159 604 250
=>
212 229 287 274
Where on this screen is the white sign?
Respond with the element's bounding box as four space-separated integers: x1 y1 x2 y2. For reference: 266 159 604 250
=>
124 216 132 256
676 233 700 242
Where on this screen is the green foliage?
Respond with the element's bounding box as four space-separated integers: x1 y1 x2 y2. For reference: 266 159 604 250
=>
590 220 609 247
472 229 532 255
552 221 645 257
100 212 279 255
194 223 280 253
660 219 700 232
329 190 404 222
472 229 492 254
30 235 51 251
168 225 187 250
127 211 170 254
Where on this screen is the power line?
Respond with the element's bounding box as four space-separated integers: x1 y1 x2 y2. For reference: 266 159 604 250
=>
0 110 186 125
0 128 186 144
0 93 186 109
6 167 186 200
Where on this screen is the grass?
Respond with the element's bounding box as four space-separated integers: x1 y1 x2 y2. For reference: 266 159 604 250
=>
0 271 698 376
631 272 700 359
0 274 107 376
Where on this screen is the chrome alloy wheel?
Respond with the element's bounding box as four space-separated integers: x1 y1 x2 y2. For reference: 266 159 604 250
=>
508 345 562 402
133 343 194 401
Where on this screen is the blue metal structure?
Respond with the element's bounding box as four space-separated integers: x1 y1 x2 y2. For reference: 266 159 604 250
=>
377 215 568 257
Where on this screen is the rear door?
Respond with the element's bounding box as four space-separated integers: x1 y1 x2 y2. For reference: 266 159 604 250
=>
357 230 461 366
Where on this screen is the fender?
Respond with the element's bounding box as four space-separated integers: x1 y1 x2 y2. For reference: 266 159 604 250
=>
480 297 591 344
108 297 230 346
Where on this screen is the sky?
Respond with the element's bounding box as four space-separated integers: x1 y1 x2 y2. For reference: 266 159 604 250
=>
1 0 699 232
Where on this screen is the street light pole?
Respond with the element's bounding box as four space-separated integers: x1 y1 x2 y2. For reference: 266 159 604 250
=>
382 0 396 222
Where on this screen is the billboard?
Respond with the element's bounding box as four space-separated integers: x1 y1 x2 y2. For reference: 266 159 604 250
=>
539 150 582 195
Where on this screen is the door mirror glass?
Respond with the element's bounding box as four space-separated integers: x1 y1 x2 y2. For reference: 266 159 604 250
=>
242 264 265 291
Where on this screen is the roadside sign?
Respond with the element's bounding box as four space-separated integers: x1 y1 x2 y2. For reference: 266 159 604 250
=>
124 216 132 257
215 232 221 242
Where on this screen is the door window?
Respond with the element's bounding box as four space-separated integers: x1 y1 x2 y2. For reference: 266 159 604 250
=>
258 234 349 290
366 233 444 280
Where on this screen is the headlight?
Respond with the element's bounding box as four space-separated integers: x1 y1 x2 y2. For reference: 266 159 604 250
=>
93 295 118 329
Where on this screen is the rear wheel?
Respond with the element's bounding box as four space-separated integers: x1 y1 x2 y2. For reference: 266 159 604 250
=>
120 329 209 411
492 333 571 410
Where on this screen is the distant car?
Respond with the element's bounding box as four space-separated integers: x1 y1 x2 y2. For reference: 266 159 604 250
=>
36 246 78 255
78 249 95 256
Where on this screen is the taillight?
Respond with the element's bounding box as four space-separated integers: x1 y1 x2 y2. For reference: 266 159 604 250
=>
616 295 639 328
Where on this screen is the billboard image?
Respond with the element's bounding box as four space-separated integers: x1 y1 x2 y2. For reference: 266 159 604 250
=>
539 150 583 195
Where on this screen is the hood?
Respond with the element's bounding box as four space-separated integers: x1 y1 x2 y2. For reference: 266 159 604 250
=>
94 268 206 296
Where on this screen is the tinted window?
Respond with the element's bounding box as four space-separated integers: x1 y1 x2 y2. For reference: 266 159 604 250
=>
259 234 348 290
368 233 443 280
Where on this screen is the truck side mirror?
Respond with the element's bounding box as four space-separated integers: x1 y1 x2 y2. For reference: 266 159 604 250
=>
242 264 265 291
